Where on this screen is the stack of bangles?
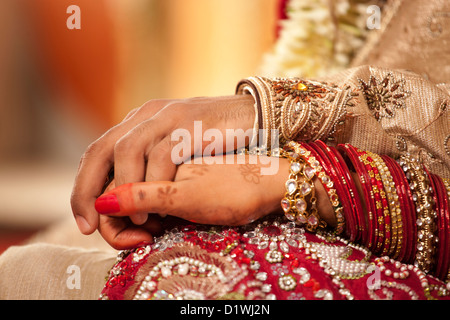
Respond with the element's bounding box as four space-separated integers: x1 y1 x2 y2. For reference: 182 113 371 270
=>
278 140 450 282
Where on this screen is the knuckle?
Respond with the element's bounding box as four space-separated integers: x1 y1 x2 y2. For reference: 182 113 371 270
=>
83 140 103 158
140 99 173 114
148 139 173 163
123 107 139 120
162 101 191 120
114 135 135 155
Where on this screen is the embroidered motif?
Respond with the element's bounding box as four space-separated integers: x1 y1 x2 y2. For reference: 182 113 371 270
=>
271 78 329 104
265 77 356 143
358 73 410 121
444 134 450 156
395 135 408 152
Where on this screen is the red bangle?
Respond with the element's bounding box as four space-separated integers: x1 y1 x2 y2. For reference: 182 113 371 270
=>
438 177 450 281
333 146 368 244
357 149 389 255
368 152 399 257
314 140 365 243
338 144 375 250
300 142 346 235
308 142 357 242
429 173 449 280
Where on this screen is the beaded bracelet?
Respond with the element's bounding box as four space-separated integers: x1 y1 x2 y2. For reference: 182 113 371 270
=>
369 152 400 257
311 141 358 242
399 155 437 273
295 142 346 235
429 173 449 280
358 150 389 255
280 142 326 232
339 144 375 251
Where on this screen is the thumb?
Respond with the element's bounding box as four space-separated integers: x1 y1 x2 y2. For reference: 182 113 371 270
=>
94 181 183 217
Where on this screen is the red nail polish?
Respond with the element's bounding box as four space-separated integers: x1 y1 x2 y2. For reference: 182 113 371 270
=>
95 194 120 214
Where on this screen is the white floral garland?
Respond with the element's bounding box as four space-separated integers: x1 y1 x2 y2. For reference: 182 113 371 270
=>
260 0 375 78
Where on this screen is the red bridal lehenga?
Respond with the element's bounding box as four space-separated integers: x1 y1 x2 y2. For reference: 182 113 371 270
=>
100 0 450 300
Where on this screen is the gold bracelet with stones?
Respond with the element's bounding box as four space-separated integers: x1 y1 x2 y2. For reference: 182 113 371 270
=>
280 143 326 232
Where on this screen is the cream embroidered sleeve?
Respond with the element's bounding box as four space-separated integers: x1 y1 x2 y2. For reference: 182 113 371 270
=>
236 65 450 179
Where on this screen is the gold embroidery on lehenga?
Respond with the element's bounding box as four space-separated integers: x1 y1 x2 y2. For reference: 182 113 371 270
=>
125 243 248 300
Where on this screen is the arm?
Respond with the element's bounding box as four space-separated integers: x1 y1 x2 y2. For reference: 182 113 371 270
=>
236 65 450 180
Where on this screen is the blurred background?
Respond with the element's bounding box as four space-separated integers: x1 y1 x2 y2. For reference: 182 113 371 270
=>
0 0 278 252
0 0 279 252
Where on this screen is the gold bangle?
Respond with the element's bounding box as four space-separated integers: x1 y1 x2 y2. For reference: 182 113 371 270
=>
400 155 437 273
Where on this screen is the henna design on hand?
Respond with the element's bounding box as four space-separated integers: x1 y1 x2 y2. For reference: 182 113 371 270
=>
238 164 261 184
157 185 177 205
184 165 210 176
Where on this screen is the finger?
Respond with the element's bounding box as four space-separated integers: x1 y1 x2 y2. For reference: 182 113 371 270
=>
113 115 177 187
113 117 175 225
94 181 186 217
98 214 163 250
113 109 182 225
145 135 180 182
71 140 114 234
71 100 171 234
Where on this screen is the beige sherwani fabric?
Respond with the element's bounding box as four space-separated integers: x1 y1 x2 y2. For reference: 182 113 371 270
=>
0 243 115 300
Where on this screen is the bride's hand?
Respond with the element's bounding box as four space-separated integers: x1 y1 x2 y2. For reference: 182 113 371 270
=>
96 155 289 249
96 155 336 249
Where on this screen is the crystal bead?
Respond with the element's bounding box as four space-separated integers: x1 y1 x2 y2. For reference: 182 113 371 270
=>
255 272 268 281
280 241 290 253
321 175 331 184
286 213 296 221
281 198 291 212
290 162 301 174
308 214 319 226
303 166 316 180
258 241 268 250
269 241 278 250
416 218 423 226
300 182 312 196
286 179 298 195
296 214 307 225
296 198 307 213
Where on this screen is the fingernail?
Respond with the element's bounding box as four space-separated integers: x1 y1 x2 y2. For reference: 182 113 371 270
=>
95 194 120 214
75 215 91 234
136 240 153 247
131 212 148 225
